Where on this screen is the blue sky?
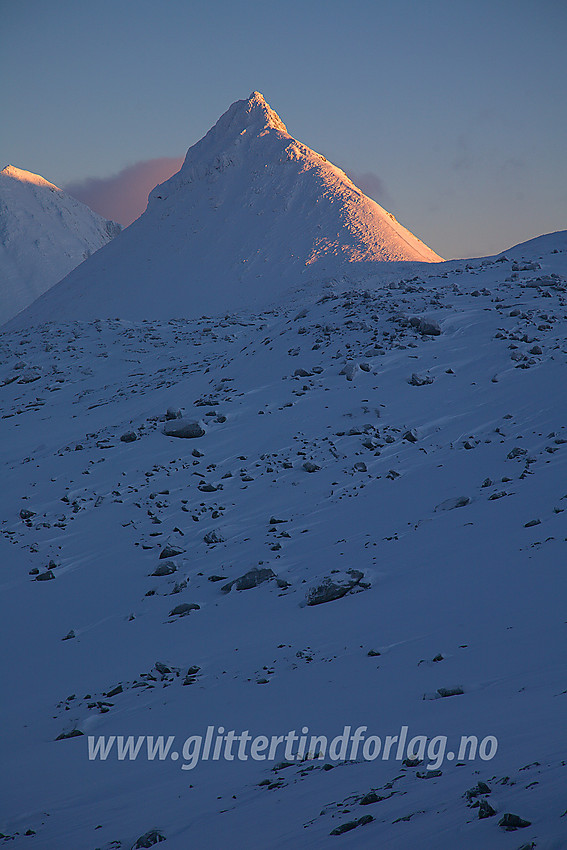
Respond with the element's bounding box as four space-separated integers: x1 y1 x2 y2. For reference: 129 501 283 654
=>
1 0 565 258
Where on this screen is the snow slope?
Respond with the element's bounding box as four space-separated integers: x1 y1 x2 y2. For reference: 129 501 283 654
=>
0 165 121 324
11 93 442 325
0 231 566 848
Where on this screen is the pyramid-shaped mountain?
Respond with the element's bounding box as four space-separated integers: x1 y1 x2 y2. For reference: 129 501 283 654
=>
12 93 442 324
0 165 121 324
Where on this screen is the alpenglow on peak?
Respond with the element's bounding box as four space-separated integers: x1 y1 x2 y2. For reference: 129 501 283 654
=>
13 92 443 325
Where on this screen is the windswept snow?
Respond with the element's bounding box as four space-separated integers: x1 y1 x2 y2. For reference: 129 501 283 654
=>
0 231 566 848
12 93 442 326
0 165 121 324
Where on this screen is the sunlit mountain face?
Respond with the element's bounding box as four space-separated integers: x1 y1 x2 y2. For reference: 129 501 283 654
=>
12 92 442 326
0 164 121 324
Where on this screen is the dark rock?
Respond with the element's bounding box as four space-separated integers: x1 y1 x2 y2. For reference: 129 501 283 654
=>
106 684 123 698
169 603 200 617
330 820 358 836
203 530 224 545
435 496 470 511
437 686 464 698
507 446 527 459
152 561 177 576
56 728 84 740
303 461 320 473
478 799 496 819
409 373 434 386
159 545 184 559
221 568 276 593
163 419 205 438
360 792 380 805
330 815 373 835
403 429 418 442
19 508 35 520
411 317 441 335
120 431 138 443
36 570 55 581
132 830 166 848
498 813 531 830
340 362 359 381
307 570 366 605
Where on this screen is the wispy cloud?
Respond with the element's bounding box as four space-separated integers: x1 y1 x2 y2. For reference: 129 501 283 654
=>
65 157 184 226
346 170 394 211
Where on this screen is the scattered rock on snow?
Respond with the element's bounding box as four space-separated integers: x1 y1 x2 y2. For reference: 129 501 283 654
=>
409 373 434 386
307 570 368 605
203 529 224 545
151 561 177 576
169 603 200 617
498 813 532 830
163 419 205 438
132 830 166 849
435 496 470 511
507 447 527 459
303 461 321 473
410 316 442 335
120 431 138 443
160 545 184 559
55 728 84 741
340 362 359 381
221 568 277 593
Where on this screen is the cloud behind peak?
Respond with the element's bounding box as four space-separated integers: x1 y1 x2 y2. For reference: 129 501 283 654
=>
65 157 184 226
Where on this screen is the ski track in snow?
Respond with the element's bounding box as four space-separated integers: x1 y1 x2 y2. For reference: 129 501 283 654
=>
1 238 567 848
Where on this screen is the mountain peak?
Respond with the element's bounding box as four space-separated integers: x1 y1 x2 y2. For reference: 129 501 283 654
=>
197 91 288 149
13 93 443 324
1 164 60 191
243 91 288 133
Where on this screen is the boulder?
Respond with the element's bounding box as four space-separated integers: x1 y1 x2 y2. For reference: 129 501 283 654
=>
163 419 205 438
169 603 200 617
307 570 367 605
221 568 277 593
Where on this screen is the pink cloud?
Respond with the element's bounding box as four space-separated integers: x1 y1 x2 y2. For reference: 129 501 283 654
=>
346 170 394 212
65 157 184 226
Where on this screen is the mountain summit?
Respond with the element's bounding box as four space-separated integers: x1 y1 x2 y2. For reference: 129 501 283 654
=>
0 165 121 324
12 93 442 324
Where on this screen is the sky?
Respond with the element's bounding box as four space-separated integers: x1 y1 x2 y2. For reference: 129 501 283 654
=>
1 0 565 260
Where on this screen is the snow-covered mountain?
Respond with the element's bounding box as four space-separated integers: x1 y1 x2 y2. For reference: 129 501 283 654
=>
11 93 442 325
0 165 121 324
1 229 566 848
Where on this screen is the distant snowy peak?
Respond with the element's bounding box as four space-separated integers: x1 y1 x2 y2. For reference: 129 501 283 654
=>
1 164 60 190
148 90 443 267
11 92 443 325
0 164 121 324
